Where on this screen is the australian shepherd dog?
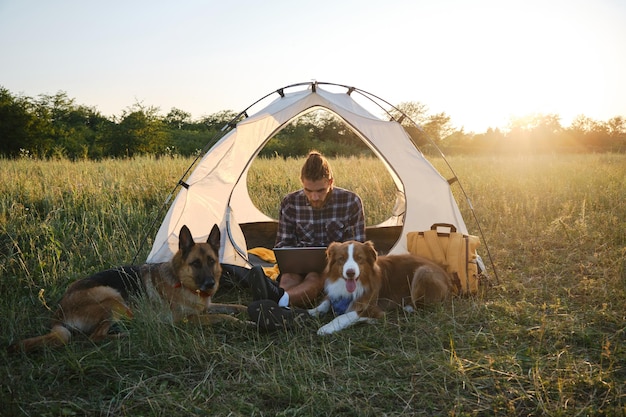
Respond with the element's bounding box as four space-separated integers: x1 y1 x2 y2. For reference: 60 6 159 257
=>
309 240 453 335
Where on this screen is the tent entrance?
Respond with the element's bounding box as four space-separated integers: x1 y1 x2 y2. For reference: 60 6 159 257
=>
222 106 408 258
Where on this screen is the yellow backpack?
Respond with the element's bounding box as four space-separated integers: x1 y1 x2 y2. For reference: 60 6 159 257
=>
406 223 480 296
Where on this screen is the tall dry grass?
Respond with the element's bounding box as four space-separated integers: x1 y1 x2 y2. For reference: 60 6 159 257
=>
1 153 625 416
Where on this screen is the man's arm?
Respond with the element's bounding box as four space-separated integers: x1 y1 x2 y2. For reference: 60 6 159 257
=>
275 196 296 248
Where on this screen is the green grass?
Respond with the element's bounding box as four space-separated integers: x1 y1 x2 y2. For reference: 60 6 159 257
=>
1 154 625 416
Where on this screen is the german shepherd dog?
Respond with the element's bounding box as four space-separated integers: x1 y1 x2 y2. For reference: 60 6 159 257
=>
309 240 453 335
8 224 246 353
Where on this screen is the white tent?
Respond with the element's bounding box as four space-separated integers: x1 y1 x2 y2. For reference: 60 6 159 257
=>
146 82 468 267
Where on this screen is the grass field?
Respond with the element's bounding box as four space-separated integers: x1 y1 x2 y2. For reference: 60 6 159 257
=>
1 153 625 416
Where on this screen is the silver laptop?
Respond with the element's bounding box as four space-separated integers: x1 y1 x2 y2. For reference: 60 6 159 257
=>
273 247 328 274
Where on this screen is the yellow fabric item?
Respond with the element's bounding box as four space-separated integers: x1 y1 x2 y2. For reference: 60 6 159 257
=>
248 247 276 264
247 247 280 280
407 224 480 295
262 265 281 281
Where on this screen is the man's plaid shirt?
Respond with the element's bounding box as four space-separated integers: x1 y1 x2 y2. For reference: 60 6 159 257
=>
275 187 365 248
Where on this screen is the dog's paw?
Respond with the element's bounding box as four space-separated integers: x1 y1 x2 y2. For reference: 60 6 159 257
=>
308 299 330 318
317 323 337 336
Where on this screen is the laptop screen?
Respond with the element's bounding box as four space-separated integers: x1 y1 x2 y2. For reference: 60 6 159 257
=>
273 247 328 274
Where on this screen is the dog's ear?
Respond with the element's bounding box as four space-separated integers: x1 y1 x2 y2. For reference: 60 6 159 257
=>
324 242 339 273
326 242 340 260
207 224 221 254
178 225 195 258
325 242 339 268
364 240 378 263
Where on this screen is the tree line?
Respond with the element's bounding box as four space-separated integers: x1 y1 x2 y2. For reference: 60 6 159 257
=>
1 87 624 160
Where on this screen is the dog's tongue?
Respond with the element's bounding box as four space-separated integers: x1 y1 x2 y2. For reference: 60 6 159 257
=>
346 279 357 293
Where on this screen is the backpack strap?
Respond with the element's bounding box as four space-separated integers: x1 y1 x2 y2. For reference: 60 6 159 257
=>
423 230 448 267
445 231 464 289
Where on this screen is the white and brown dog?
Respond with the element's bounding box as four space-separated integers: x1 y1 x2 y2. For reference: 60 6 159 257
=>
309 240 453 335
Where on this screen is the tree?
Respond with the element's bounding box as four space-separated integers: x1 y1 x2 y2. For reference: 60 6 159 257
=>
29 91 112 159
307 110 364 153
102 104 168 157
390 101 429 126
503 113 565 152
606 116 625 137
0 87 39 156
606 116 626 151
569 115 607 151
472 127 505 151
201 110 239 130
423 112 454 143
164 107 192 130
391 102 455 146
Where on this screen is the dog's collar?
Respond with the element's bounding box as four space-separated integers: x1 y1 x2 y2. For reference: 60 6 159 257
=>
173 282 211 298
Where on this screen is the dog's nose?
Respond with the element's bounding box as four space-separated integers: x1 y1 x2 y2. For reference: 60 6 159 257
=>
346 269 356 279
200 279 216 291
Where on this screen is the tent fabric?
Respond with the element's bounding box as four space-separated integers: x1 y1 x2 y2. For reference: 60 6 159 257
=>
146 84 468 266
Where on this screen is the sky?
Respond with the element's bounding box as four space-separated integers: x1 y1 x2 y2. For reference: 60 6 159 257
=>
1 0 625 133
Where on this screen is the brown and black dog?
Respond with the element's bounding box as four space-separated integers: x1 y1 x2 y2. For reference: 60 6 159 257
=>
308 240 454 335
8 224 246 353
